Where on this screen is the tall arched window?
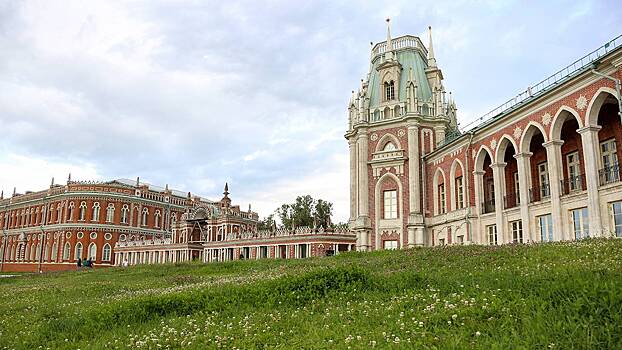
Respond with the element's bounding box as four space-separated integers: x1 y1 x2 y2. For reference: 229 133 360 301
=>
44 243 50 261
141 208 149 226
63 242 71 260
92 202 100 222
154 210 161 228
25 244 30 262
121 205 129 224
106 203 115 222
75 242 83 261
51 242 58 261
67 202 75 221
78 202 87 221
88 243 97 260
102 244 111 262
384 80 395 101
31 243 38 261
56 204 62 223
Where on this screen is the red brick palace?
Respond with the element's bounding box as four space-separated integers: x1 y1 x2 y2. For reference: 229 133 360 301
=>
347 22 622 250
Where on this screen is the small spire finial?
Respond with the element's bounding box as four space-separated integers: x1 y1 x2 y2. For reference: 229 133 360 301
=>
165 183 169 191
428 25 437 67
1 190 3 199
13 187 16 196
385 18 393 52
50 177 54 187
136 177 140 187
67 173 71 183
223 182 229 197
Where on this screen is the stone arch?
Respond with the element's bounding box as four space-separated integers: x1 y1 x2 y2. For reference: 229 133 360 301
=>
449 159 466 211
374 172 404 249
375 133 403 152
495 135 519 164
474 145 493 172
550 106 583 140
586 87 619 126
520 121 548 154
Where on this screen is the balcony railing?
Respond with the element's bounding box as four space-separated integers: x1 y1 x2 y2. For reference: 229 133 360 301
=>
481 199 495 214
560 174 586 195
504 192 520 209
529 184 550 203
599 164 621 186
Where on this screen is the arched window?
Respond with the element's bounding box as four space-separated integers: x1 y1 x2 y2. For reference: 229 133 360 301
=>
102 243 111 262
384 190 398 219
67 202 75 221
106 203 115 222
75 242 83 261
31 243 38 261
383 142 397 151
384 80 395 101
25 209 30 227
51 242 58 261
63 242 71 260
121 204 129 224
56 204 62 223
92 202 100 222
88 243 97 260
141 208 149 226
25 244 30 262
78 202 87 221
44 243 50 261
154 210 161 228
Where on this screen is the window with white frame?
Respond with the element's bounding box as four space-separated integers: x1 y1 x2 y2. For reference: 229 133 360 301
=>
538 162 550 198
566 152 581 191
106 203 115 222
384 80 395 101
88 243 97 260
486 224 497 245
384 190 397 219
67 202 74 221
610 202 622 238
601 139 618 183
78 202 87 221
571 207 589 239
141 208 149 226
511 220 523 243
75 242 83 260
63 243 71 260
51 243 58 261
538 214 553 242
455 176 464 209
92 202 100 222
383 240 398 250
438 183 446 214
154 210 161 228
121 205 129 224
56 205 62 223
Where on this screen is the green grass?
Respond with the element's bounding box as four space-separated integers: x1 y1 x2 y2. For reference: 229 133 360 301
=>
1 239 621 349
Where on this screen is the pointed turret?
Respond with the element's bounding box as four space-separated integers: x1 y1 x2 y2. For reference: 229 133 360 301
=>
67 173 71 184
1 190 3 200
427 26 437 68
12 187 16 197
385 18 394 61
223 182 229 197
136 177 140 187
221 183 231 209
406 67 418 113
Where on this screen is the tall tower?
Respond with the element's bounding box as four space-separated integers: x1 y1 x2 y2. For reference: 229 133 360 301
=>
345 21 458 251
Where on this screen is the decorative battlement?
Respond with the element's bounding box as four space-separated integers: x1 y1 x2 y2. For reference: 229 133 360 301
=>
371 35 428 61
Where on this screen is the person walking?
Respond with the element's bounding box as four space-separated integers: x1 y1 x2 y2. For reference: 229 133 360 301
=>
76 257 82 271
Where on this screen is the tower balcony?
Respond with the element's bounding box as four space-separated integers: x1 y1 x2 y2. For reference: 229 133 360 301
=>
371 35 428 62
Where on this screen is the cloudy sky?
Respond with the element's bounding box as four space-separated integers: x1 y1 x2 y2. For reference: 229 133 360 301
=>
0 0 619 223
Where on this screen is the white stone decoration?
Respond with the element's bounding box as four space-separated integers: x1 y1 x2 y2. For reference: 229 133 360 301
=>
397 129 406 137
513 126 522 141
472 149 477 158
370 133 378 141
490 139 497 150
576 95 588 110
542 112 552 126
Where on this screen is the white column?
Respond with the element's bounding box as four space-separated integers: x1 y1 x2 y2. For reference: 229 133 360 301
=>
357 133 369 217
349 139 358 222
473 170 485 244
578 126 603 237
514 152 533 242
408 125 421 213
544 140 565 241
491 163 507 243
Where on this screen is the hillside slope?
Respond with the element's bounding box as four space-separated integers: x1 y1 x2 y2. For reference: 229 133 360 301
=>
1 239 621 349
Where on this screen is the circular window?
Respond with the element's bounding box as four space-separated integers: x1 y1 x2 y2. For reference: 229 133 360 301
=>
77 232 84 239
65 232 72 239
119 234 127 241
104 233 112 241
90 232 97 240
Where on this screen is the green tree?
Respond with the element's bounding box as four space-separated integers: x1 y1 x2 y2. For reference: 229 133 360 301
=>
257 214 276 231
275 195 333 229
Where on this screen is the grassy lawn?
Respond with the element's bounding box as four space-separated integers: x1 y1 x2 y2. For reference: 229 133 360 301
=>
0 239 621 349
